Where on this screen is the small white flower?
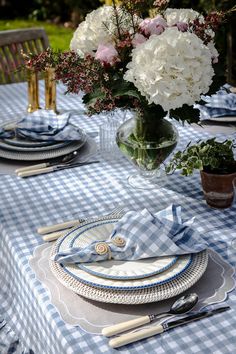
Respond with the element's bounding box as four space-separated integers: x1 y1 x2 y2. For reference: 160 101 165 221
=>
164 8 204 25
70 6 141 57
124 27 214 111
70 6 114 56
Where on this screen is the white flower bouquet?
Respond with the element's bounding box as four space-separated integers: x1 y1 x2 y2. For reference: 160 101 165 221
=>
57 0 225 122
55 1 227 179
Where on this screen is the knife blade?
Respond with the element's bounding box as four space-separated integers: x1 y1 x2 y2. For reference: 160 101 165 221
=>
109 306 231 348
55 160 100 171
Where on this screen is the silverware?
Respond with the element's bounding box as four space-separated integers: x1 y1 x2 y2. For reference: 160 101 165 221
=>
109 306 231 348
17 160 100 177
102 293 198 337
37 206 124 237
15 151 78 174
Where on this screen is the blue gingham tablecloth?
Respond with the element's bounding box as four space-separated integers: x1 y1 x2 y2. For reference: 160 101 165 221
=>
0 82 236 354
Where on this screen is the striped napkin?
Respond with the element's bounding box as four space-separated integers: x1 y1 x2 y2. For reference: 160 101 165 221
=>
0 110 82 141
195 85 236 121
53 204 208 265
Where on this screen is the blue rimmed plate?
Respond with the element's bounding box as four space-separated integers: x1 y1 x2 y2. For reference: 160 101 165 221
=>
53 218 193 290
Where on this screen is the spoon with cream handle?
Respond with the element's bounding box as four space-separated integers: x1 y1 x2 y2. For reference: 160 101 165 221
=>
102 293 198 337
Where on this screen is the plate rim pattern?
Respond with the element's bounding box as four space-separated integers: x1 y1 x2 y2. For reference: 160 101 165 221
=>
49 247 208 304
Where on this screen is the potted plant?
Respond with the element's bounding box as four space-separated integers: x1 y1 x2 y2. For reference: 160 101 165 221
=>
166 138 236 209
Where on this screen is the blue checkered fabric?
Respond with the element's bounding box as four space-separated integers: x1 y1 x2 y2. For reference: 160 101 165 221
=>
0 110 83 141
54 205 208 264
195 86 236 120
0 127 15 138
0 82 236 354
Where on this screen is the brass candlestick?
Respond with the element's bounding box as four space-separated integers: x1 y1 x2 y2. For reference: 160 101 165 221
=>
27 70 40 113
45 67 57 113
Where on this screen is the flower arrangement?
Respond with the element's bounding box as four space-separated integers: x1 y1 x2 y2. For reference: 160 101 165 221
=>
54 0 226 122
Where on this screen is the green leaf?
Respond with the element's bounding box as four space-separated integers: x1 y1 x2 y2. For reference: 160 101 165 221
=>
170 105 200 124
113 89 141 100
83 90 105 106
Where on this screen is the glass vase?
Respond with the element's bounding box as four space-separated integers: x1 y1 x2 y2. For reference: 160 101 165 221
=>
116 108 178 189
27 70 40 113
45 67 57 113
99 109 129 160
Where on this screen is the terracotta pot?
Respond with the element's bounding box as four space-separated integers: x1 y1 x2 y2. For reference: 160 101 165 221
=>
200 170 236 209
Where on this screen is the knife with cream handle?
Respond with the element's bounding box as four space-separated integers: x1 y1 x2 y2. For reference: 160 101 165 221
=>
109 306 230 349
17 160 100 177
38 206 124 236
15 151 79 174
103 293 198 337
38 219 83 235
42 228 75 242
15 162 51 173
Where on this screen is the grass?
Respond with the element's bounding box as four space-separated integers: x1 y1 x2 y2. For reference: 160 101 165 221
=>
0 19 74 50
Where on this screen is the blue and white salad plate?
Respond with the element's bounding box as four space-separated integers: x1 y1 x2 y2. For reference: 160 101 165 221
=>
53 218 194 291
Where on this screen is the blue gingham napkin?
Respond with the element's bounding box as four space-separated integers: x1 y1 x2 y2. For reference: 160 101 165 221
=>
0 110 82 141
53 204 208 265
0 128 14 139
195 85 236 120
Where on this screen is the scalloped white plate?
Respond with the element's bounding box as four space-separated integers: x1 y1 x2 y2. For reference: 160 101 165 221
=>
54 219 192 289
68 220 179 280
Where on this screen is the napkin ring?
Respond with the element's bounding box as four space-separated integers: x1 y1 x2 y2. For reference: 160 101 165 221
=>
95 242 112 260
112 236 126 248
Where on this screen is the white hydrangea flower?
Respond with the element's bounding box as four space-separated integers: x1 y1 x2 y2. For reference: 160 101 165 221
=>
164 8 204 25
70 6 141 57
124 27 214 111
207 40 219 63
70 6 114 56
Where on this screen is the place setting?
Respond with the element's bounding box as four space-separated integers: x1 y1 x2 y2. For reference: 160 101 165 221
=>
30 204 235 348
0 109 99 176
192 85 236 134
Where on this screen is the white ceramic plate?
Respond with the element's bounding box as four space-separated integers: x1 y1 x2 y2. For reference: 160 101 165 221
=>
207 116 236 122
0 139 71 152
50 243 208 304
55 219 192 290
4 136 55 147
67 220 178 280
0 140 86 161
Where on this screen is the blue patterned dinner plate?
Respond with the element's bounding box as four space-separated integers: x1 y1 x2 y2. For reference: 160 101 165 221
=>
54 219 193 291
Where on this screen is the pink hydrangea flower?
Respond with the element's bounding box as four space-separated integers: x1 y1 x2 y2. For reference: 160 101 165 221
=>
139 16 167 36
95 44 119 65
176 22 188 32
132 33 147 47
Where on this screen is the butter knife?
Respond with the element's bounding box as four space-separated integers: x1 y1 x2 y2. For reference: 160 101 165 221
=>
109 306 230 348
17 160 100 177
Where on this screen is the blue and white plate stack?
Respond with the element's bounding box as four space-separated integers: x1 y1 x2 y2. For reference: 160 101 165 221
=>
50 214 209 305
0 111 87 161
